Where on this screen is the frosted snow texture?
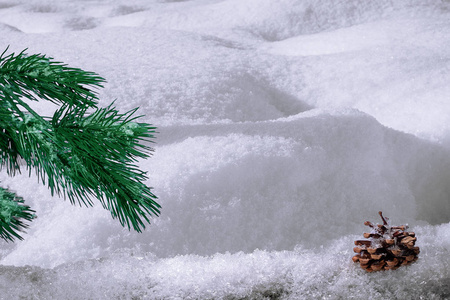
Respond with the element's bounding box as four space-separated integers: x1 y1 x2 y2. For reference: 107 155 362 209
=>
1 0 450 298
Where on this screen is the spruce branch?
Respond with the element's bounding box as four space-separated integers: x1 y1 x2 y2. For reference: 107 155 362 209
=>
0 47 104 110
0 47 160 240
0 186 35 242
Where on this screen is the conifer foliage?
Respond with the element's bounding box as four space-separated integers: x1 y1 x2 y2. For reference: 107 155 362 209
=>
0 47 160 241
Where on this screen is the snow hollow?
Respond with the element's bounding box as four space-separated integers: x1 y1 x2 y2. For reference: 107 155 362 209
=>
1 0 450 299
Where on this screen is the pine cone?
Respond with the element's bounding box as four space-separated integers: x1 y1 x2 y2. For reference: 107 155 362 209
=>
352 212 419 272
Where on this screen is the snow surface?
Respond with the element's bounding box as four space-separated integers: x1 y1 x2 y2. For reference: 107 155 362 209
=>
1 0 450 299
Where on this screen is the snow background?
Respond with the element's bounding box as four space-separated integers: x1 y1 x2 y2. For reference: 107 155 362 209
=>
1 0 450 298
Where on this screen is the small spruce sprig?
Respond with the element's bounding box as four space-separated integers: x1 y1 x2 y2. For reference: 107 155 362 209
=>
0 47 160 241
0 186 35 241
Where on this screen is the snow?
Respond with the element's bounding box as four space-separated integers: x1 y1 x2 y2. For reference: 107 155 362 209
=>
1 0 450 298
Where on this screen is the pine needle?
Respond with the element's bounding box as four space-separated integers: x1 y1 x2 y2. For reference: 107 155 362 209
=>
0 47 160 241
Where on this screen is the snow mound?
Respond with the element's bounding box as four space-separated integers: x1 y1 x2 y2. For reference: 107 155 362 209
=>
2 110 450 267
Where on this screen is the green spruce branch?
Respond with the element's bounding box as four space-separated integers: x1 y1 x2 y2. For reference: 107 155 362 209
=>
0 187 35 241
0 47 160 241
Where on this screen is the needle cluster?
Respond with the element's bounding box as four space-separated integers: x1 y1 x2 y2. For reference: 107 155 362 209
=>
0 47 160 241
